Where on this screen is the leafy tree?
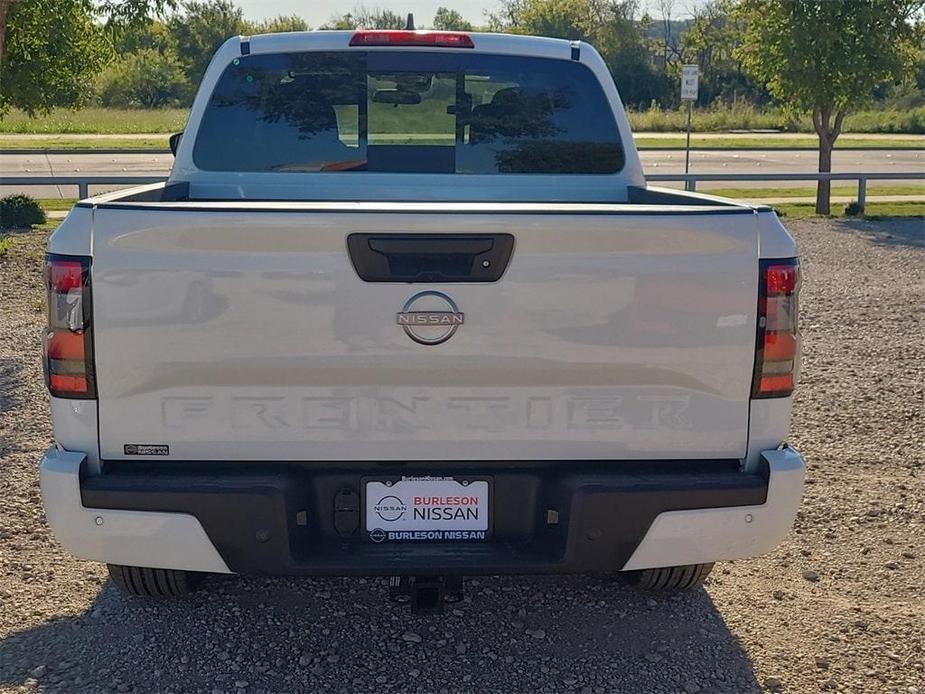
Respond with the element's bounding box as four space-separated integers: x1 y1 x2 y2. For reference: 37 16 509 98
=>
98 0 177 27
0 0 109 115
677 1 762 105
490 0 666 107
0 0 20 60
247 14 309 34
97 47 190 108
735 0 922 213
169 0 247 83
432 7 474 31
493 0 585 37
111 18 177 55
322 6 406 30
0 0 179 116
321 13 358 30
354 7 405 28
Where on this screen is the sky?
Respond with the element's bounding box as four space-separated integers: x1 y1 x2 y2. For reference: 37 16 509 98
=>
233 1 706 28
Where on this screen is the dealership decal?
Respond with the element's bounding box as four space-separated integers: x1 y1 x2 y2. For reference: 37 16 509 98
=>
365 479 489 537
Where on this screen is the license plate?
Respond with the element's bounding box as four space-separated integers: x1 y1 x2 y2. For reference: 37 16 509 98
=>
364 477 490 542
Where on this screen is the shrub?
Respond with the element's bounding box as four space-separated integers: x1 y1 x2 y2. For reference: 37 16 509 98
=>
97 48 191 109
844 201 863 217
0 194 46 230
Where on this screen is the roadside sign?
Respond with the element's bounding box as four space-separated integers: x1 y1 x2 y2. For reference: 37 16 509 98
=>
681 65 699 101
681 65 699 183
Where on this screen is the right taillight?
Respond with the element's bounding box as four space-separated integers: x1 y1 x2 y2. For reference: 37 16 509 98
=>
752 258 800 398
44 254 96 399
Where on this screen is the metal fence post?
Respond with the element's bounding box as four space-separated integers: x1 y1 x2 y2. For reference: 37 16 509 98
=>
78 182 89 199
857 177 867 212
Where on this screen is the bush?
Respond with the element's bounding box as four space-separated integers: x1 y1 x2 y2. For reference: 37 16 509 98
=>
0 194 46 230
844 201 863 217
97 48 191 109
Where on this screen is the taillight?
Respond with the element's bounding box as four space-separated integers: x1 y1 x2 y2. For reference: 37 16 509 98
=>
752 259 800 398
44 254 96 399
349 31 475 48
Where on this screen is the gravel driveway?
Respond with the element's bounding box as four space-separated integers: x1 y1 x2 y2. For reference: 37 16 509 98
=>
1 217 922 694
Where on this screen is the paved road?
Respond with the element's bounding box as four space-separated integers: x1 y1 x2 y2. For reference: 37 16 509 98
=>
1 148 923 198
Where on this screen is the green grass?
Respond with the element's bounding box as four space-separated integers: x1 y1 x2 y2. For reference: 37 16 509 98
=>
627 104 925 134
37 198 78 211
771 201 925 218
634 135 922 149
707 184 925 198
0 234 12 257
0 135 173 150
0 108 188 134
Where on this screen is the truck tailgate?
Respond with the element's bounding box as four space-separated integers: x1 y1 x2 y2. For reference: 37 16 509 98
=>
89 204 759 461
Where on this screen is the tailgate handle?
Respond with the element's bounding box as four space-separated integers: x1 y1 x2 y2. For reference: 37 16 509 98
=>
347 233 514 282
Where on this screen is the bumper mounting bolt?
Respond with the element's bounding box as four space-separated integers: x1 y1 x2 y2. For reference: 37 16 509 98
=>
94 516 104 526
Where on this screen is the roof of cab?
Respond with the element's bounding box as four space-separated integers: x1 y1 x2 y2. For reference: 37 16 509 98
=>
245 30 580 61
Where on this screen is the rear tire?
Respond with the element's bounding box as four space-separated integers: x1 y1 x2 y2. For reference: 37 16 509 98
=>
622 563 714 591
107 564 204 597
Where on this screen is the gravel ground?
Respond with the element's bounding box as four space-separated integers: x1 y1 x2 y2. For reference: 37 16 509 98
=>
1 217 923 694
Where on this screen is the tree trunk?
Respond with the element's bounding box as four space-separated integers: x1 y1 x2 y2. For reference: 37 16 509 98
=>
816 137 833 215
0 0 21 65
811 106 844 216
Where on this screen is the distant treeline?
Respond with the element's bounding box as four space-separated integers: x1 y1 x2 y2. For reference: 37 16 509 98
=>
91 1 924 116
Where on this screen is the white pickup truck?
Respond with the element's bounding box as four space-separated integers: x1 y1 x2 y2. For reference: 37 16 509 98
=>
40 29 804 610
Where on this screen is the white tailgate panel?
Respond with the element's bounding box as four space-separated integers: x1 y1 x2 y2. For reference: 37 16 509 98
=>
91 207 757 461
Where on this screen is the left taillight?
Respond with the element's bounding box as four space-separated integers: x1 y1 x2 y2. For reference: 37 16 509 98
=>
44 254 96 399
752 258 800 398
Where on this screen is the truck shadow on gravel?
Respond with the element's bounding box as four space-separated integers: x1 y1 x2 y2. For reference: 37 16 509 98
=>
835 217 925 249
0 573 760 693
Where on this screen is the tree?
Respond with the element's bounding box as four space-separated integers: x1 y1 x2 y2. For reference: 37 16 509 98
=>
0 0 178 116
169 0 247 84
489 0 666 107
322 6 405 30
735 0 922 214
676 1 764 106
433 7 474 31
97 0 177 27
248 14 309 34
97 47 189 108
0 0 21 61
110 17 177 55
0 0 109 115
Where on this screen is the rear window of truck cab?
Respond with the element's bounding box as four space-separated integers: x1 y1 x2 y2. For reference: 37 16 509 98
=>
192 51 624 175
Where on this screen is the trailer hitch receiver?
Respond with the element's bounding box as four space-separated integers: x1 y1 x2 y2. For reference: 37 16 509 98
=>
389 576 463 614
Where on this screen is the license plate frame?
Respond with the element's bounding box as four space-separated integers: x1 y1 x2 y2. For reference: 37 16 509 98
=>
362 475 492 543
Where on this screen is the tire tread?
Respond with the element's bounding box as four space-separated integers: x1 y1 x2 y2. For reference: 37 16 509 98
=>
107 564 203 598
622 563 714 591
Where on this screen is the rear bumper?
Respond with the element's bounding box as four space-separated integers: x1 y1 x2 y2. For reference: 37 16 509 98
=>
39 448 804 576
